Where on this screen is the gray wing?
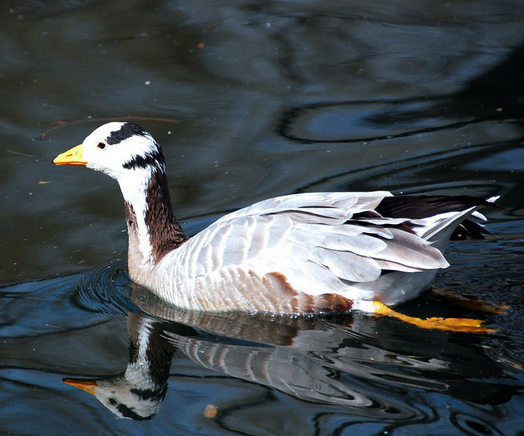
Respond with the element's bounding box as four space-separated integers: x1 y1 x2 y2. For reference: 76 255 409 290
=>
165 191 448 296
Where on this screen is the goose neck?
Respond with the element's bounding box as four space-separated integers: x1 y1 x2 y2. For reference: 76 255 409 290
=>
119 166 187 274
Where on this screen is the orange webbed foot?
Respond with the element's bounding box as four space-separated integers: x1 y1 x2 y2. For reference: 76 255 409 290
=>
372 301 496 334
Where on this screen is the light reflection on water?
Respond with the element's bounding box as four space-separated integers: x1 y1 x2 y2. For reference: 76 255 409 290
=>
1 0 524 434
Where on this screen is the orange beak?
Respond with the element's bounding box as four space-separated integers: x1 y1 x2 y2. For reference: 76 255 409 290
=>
53 144 87 166
63 378 98 396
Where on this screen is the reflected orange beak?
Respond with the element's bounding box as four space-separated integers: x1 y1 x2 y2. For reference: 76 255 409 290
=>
63 378 98 396
53 144 87 166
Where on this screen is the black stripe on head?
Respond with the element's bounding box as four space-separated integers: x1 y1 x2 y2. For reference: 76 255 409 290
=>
106 123 147 145
123 149 165 170
116 403 156 421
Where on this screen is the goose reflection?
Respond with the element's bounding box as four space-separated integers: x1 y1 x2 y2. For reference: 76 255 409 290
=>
65 314 181 420
64 285 519 421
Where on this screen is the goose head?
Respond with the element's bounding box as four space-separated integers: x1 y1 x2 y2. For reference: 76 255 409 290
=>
53 122 166 180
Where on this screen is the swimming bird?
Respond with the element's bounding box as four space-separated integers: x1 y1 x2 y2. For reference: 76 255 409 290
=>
53 122 498 331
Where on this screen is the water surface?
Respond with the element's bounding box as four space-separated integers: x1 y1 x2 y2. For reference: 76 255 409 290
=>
1 1 523 435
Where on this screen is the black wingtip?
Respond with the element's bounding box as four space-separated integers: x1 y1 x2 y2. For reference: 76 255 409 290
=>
376 195 498 220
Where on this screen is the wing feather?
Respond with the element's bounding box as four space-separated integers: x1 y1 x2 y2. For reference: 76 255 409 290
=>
371 228 448 269
170 191 447 288
312 247 382 282
319 233 388 255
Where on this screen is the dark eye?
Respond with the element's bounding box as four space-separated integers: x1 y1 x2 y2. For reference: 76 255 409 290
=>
97 142 107 149
108 398 117 406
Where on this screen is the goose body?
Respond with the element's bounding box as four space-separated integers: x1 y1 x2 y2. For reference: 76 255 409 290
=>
54 122 497 317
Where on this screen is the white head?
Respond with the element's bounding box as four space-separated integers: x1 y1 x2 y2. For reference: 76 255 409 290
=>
53 122 165 180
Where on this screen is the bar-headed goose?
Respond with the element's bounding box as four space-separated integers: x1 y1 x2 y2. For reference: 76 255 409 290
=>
54 122 499 332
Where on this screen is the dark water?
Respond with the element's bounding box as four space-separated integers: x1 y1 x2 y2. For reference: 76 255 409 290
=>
1 1 524 435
